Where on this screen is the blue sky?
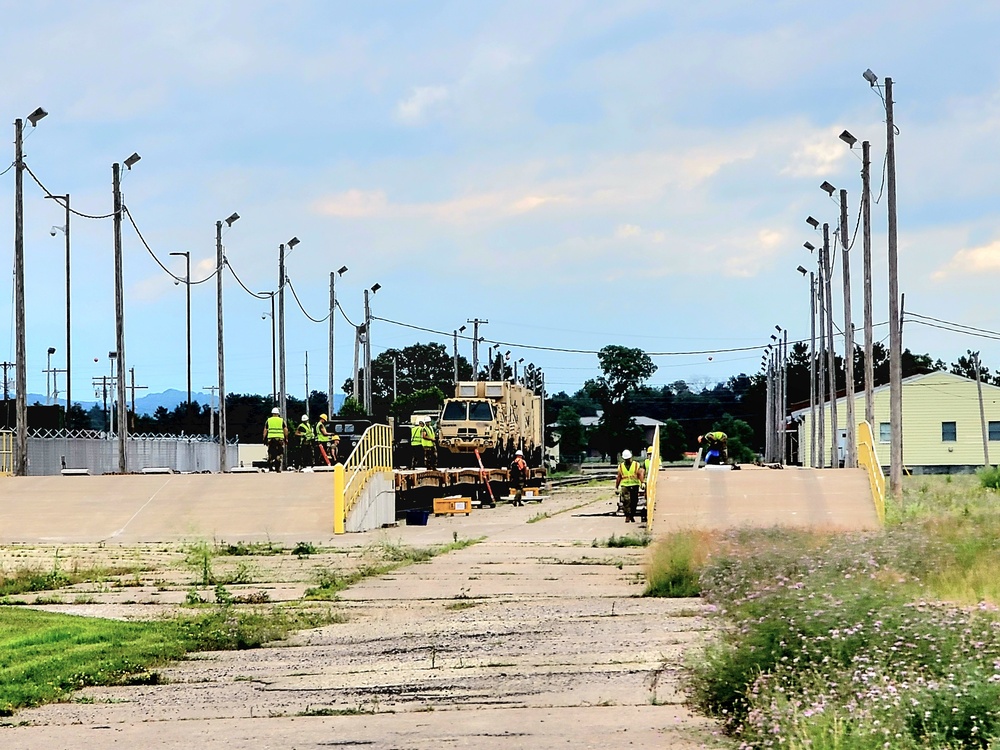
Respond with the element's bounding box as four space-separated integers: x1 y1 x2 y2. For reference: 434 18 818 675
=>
3 0 1000 407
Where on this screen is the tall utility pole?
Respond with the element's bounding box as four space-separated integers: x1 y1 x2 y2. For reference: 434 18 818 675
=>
781 329 788 465
973 353 990 466
128 367 147 423
816 243 827 467
112 161 127 474
453 326 466 382
839 190 857 468
363 289 372 414
278 243 287 422
861 140 875 426
764 349 773 462
304 351 310 409
809 272 817 467
467 318 488 376
885 77 903 497
822 223 838 468
13 118 27 474
327 266 347 417
14 113 42 472
216 220 227 473
352 325 361 404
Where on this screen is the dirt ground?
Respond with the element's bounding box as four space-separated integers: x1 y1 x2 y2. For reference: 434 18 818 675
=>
1 484 730 749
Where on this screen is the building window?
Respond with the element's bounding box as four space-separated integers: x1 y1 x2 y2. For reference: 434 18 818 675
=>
990 421 1000 441
879 422 890 443
942 421 957 442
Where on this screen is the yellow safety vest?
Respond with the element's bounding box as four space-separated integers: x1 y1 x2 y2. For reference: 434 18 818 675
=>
316 421 329 443
620 460 641 487
266 416 285 440
411 424 423 446
296 421 314 441
421 425 435 447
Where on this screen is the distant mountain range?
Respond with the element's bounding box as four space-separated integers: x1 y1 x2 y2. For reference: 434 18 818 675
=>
29 390 347 416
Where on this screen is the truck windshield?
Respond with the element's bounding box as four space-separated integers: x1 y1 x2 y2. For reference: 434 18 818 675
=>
469 401 493 421
441 402 467 421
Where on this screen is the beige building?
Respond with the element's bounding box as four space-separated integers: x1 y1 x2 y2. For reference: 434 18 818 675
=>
792 371 1000 473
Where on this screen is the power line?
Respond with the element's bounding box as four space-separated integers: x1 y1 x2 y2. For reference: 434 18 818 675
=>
22 162 118 219
286 278 331 324
123 205 221 285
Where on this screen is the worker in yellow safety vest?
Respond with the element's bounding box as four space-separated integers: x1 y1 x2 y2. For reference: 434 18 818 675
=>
420 418 437 470
409 419 424 468
615 449 645 523
262 407 288 473
316 413 333 466
643 446 654 492
294 414 314 469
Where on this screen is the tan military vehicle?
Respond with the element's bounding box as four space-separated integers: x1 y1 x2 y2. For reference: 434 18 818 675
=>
437 381 543 467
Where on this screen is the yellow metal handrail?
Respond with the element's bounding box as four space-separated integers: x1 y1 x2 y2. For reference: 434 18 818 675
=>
333 424 393 534
856 420 885 525
645 425 661 531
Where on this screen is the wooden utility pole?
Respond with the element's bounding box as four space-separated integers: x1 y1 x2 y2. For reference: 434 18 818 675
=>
216 221 228 472
278 243 287 423
363 289 372 413
817 261 827 467
809 273 817 467
113 162 127 473
128 367 147 429
840 190 857 468
885 77 903 498
822 224 838 468
14 118 27 475
861 140 875 426
973 352 990 466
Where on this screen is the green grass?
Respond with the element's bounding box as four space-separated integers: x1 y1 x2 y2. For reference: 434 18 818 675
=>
593 532 651 548
644 531 709 597
1 564 139 597
0 605 338 716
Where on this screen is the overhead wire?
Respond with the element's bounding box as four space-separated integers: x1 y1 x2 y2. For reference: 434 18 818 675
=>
123 205 221 285
0 161 14 178
22 162 119 219
286 278 331 323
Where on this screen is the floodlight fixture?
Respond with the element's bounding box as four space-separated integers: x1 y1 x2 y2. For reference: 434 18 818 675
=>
458 325 466 333
806 216 819 228
797 265 808 275
863 68 878 86
27 107 48 126
337 265 348 275
820 181 836 196
287 236 299 248
370 283 381 294
47 346 56 355
225 212 240 226
839 130 857 147
123 152 141 169
804 241 815 251
775 325 782 332
771 334 778 341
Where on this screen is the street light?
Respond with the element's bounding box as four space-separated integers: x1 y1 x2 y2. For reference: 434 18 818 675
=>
328 265 348 419
258 292 277 402
46 194 72 426
217 213 239 473
46 347 56 405
277 236 299 425
806 216 819 229
453 324 467 381
840 128 876 429
169 252 191 410
820 180 836 196
112 151 140 473
13 106 47 474
363 283 381 413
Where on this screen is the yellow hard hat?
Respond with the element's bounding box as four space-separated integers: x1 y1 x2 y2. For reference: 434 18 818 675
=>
647 446 654 453
320 413 328 420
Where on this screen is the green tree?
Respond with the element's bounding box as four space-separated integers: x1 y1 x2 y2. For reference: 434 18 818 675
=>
584 345 657 458
389 387 446 422
338 397 368 419
659 418 688 462
714 414 756 463
555 406 586 461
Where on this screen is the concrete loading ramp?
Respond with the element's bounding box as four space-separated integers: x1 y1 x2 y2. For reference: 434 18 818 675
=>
652 465 881 532
0 474 335 545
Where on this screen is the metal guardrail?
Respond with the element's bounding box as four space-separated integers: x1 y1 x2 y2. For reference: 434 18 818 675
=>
856 420 885 525
334 424 393 534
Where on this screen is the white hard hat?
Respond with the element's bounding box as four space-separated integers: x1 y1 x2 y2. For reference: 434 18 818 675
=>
621 449 632 460
271 407 280 415
515 450 523 456
301 414 309 421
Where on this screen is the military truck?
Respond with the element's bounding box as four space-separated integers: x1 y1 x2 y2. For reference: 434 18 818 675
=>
436 381 543 468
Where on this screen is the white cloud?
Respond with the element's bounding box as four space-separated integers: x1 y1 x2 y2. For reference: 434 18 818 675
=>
615 223 643 238
933 239 1000 279
781 128 849 177
396 85 450 124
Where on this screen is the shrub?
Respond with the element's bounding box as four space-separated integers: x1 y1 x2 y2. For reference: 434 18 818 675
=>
644 531 706 598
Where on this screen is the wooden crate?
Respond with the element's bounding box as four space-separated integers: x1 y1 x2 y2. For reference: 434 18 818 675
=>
433 496 473 516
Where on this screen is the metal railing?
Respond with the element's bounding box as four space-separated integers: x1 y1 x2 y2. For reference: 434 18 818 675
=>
856 420 885 525
334 424 393 534
0 429 12 476
645 425 661 530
